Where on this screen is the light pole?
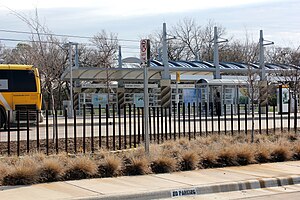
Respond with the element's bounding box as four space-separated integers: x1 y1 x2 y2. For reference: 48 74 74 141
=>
213 26 228 79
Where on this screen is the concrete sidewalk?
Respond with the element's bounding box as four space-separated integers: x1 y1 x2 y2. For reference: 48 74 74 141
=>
0 161 300 200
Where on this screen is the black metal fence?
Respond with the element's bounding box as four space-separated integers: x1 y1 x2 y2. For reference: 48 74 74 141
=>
0 101 298 156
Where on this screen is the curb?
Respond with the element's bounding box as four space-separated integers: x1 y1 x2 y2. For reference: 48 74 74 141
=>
75 175 300 200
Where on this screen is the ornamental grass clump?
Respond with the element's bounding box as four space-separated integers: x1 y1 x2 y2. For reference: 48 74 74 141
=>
2 156 40 185
64 156 97 180
235 143 256 166
216 146 237 167
124 157 150 176
292 141 300 160
151 155 177 174
270 141 292 162
179 150 199 171
98 155 123 177
39 158 64 182
254 142 272 163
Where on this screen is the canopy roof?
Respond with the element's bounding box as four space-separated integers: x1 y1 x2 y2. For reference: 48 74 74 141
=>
61 59 299 81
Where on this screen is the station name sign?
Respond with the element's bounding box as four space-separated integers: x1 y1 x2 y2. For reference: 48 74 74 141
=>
125 84 158 89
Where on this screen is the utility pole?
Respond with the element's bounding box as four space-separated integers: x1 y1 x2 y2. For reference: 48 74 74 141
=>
213 26 228 79
68 42 74 118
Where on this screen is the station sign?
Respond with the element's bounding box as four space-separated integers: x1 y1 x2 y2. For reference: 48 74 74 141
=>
82 83 118 89
140 39 150 66
125 83 158 89
171 84 195 89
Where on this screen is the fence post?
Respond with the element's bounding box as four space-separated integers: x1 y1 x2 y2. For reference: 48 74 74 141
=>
231 104 233 136
211 102 214 134
112 104 116 151
83 104 86 153
157 107 160 143
74 109 77 154
149 106 152 142
245 104 247 135
178 103 181 139
160 106 163 141
99 105 102 148
199 103 202 136
106 104 109 149
224 104 227 135
138 107 141 144
64 108 68 153
205 102 208 136
273 104 276 133
153 107 156 142
258 104 262 134
193 102 196 139
124 104 127 149
288 100 290 131
266 104 269 135
129 104 133 146
164 107 168 140
46 110 49 155
237 104 240 134
27 110 30 153
173 103 176 140
91 104 94 153
36 110 39 152
7 110 10 156
55 110 58 154
118 104 122 150
294 98 297 134
133 104 137 148
17 111 20 156
188 102 191 140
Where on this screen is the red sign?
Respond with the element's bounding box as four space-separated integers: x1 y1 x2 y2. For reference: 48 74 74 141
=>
140 39 150 65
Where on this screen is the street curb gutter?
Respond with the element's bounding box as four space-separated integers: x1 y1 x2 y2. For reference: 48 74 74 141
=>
75 175 300 200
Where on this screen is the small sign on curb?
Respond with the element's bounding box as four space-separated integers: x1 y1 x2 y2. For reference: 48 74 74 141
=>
171 188 197 198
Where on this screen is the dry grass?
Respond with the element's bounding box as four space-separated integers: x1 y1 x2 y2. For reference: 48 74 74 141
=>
0 132 299 186
179 150 199 171
235 143 256 166
64 156 98 180
151 155 177 174
2 156 40 185
40 158 64 182
98 155 122 177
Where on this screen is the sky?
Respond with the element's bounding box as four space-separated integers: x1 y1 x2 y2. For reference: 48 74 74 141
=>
0 0 299 58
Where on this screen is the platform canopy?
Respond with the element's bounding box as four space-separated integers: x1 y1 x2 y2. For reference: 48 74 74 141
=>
61 59 299 81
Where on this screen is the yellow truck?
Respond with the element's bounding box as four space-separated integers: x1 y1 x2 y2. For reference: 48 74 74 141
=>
0 64 42 128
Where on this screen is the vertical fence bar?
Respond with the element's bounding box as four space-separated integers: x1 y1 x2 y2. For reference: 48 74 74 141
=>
106 104 109 149
273 105 276 133
124 104 127 149
36 110 39 152
46 110 49 155
164 107 167 140
153 107 156 142
211 103 214 134
224 104 227 135
118 104 122 150
205 102 208 136
74 109 77 154
133 105 137 147
149 107 152 142
280 105 283 132
91 105 94 153
178 103 181 139
27 110 30 153
138 107 141 144
83 105 86 153
64 109 68 153
188 103 191 140
231 104 233 136
112 104 116 151
99 105 101 148
217 107 220 135
294 100 298 134
266 104 269 135
17 111 20 156
258 104 262 134
160 107 163 141
7 110 10 156
55 110 58 154
142 107 144 142
156 106 160 143
193 102 196 139
288 100 290 131
169 106 172 139
237 104 240 134
128 104 132 148
173 103 176 140
199 103 202 137
245 104 247 135
183 103 186 137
